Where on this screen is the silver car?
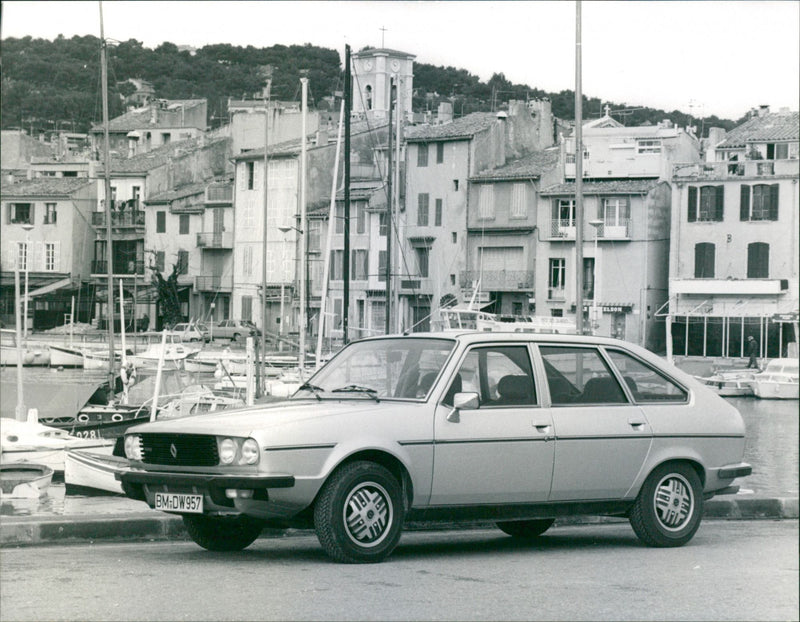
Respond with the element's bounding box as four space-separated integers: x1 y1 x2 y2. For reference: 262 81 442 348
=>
119 333 751 563
210 319 261 342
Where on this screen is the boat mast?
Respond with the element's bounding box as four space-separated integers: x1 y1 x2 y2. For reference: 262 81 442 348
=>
299 77 308 377
343 45 351 344
574 0 585 335
100 1 116 391
259 71 272 397
315 100 345 369
385 78 393 334
393 76 402 333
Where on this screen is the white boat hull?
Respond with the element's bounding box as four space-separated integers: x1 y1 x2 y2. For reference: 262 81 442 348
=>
751 380 799 400
48 344 85 368
0 463 54 498
64 449 127 495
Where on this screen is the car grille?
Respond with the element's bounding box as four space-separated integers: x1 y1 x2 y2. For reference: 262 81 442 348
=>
140 434 219 466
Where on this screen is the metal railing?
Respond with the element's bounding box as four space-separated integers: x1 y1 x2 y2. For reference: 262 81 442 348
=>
460 270 534 290
92 209 145 227
91 259 144 275
195 275 233 292
547 219 631 239
672 158 799 180
196 232 234 248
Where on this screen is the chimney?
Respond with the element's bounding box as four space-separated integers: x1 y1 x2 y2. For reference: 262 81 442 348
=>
707 127 726 146
150 105 158 124
758 105 770 117
437 102 453 124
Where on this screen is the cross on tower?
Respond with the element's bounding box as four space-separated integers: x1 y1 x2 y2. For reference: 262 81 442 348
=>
380 26 387 47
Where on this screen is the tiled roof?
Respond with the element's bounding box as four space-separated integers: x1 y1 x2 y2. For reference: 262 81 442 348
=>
717 111 799 148
109 135 228 174
234 120 384 160
90 99 206 132
405 112 497 142
540 179 660 195
0 177 93 197
471 149 560 181
146 181 207 203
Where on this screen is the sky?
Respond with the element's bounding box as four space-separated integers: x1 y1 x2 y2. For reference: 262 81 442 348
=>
2 0 798 120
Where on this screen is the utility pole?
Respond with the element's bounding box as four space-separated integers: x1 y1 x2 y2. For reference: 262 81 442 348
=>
299 77 308 377
343 45 351 344
259 69 272 397
100 1 116 393
574 0 585 335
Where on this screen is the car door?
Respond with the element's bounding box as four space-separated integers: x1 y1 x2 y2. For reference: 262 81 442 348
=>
430 343 555 505
536 344 652 501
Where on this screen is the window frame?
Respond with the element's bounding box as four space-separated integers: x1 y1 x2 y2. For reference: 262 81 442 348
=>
417 193 430 226
417 143 429 167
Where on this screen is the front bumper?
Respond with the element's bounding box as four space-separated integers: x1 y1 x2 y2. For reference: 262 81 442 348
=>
117 469 294 508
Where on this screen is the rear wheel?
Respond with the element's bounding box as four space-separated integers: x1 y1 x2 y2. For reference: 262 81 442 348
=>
496 518 554 538
629 463 703 547
232 333 241 343
183 514 264 551
314 461 404 563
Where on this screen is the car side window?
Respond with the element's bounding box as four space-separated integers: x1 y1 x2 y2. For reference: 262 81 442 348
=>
444 345 536 408
539 346 628 406
605 349 689 403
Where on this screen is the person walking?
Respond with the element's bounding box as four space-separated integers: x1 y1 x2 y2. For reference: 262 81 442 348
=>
746 335 760 369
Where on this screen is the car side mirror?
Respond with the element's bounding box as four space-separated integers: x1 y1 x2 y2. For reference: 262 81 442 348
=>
446 392 480 422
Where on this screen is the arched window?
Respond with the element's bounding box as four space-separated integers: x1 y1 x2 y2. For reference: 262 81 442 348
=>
365 85 372 110
694 242 715 278
747 242 769 278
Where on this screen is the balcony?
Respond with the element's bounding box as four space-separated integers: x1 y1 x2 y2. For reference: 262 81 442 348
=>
91 259 144 276
549 219 576 239
195 275 233 292
205 185 233 204
594 219 631 239
92 209 145 228
196 231 233 249
547 287 566 301
460 270 534 291
671 278 790 296
672 158 799 181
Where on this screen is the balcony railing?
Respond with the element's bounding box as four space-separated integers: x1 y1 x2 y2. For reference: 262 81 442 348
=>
460 270 534 291
92 209 145 228
91 259 144 275
205 185 233 203
548 286 566 301
196 231 233 249
547 219 630 240
672 158 799 181
195 275 233 292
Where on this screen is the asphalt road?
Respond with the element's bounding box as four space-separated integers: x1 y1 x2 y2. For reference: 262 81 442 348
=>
1 521 797 621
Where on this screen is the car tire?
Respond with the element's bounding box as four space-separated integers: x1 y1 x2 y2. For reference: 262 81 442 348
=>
496 518 554 538
182 514 264 552
232 333 241 342
314 461 404 564
629 462 703 548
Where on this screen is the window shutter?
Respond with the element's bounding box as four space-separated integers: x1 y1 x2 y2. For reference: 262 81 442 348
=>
6 204 11 224
714 186 724 221
769 184 779 220
622 198 631 220
29 203 35 225
687 187 697 222
740 185 750 221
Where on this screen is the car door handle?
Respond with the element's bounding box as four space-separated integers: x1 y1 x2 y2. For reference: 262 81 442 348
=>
628 418 647 429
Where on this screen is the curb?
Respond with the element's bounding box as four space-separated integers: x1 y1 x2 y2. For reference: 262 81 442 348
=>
2 497 797 547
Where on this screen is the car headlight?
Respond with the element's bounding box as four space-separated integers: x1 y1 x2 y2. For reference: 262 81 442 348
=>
241 438 259 465
124 434 142 461
219 438 237 464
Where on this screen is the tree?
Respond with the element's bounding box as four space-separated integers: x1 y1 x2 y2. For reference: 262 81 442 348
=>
151 263 183 328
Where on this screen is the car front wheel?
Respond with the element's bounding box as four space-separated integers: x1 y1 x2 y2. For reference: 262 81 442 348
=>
314 461 404 563
182 514 264 551
496 518 554 538
629 462 703 547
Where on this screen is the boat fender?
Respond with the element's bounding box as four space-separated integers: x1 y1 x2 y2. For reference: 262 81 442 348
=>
77 413 90 423
111 413 124 422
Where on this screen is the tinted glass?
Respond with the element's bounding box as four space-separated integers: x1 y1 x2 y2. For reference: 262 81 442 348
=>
539 346 627 405
605 350 688 403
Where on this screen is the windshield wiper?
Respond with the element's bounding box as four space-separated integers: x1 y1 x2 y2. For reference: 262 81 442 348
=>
297 382 324 401
331 385 380 402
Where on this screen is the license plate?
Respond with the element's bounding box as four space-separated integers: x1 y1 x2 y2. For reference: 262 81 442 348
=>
154 492 203 513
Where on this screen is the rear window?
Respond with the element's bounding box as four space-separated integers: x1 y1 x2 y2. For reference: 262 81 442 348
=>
538 345 627 406
605 349 688 403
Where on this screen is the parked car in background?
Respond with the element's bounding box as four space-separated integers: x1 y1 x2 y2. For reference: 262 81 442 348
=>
166 322 210 343
120 332 751 563
211 320 261 342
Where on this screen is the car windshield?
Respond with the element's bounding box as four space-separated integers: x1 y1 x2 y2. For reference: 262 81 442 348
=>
241 321 257 328
294 337 456 400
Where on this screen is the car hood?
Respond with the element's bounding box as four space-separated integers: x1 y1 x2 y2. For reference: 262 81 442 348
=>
127 399 387 438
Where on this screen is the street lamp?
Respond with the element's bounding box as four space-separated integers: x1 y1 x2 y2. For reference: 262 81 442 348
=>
278 225 303 359
588 219 603 335
21 223 34 342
